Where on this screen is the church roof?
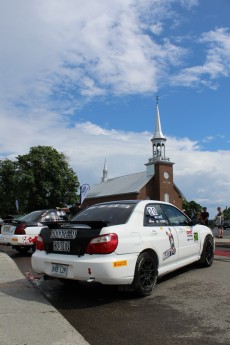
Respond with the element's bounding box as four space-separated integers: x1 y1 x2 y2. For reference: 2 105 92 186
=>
86 171 152 199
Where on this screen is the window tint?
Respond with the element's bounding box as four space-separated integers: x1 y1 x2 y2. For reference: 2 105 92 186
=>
144 204 169 226
19 210 66 223
161 204 190 226
19 210 47 222
72 203 136 226
41 210 66 222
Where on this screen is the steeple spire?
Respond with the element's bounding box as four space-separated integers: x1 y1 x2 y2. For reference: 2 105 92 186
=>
154 96 165 139
151 96 169 161
101 159 108 182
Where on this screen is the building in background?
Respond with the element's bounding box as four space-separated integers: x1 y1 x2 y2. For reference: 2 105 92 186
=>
83 98 183 209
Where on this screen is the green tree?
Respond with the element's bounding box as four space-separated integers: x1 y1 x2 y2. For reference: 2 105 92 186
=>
223 206 230 220
0 146 80 215
182 199 203 219
0 159 19 217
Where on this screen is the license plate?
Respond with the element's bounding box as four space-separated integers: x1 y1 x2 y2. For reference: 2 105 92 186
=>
2 225 12 234
51 263 68 277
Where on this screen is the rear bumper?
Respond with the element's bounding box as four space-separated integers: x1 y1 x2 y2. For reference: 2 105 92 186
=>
0 234 12 245
0 234 36 247
32 250 138 285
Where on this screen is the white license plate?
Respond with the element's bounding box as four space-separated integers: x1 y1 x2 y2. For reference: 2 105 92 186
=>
2 225 12 234
51 263 68 277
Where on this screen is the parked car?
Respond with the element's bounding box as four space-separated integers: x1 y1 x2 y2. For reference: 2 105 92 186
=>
0 217 4 232
0 209 67 253
223 220 230 229
32 200 214 297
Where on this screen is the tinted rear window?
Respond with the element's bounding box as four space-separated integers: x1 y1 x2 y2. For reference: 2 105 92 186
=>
18 210 47 222
71 203 136 226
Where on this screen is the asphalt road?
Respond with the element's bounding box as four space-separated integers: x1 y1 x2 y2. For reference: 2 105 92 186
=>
1 240 230 345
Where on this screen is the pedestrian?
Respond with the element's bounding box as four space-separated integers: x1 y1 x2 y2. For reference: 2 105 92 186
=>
195 211 202 224
56 202 81 217
215 206 224 239
201 207 209 226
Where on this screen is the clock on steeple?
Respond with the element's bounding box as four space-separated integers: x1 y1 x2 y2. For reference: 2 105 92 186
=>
164 171 169 179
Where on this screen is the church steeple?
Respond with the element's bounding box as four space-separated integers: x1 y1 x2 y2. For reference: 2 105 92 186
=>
151 96 169 162
153 96 165 139
101 159 108 182
145 97 170 176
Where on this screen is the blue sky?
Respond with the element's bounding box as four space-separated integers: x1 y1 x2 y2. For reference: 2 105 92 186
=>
1 0 230 218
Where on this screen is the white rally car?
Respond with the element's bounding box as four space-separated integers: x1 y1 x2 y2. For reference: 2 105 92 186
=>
0 209 67 253
32 200 214 296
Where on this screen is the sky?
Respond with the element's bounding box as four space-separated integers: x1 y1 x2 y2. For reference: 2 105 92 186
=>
0 0 230 218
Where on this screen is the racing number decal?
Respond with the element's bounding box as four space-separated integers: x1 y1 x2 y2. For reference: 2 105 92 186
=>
146 206 166 224
146 206 158 216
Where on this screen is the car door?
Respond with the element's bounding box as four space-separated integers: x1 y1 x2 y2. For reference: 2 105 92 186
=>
143 203 179 267
161 204 200 260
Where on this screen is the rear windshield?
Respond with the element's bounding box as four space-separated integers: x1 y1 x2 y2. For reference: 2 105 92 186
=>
18 210 48 222
18 210 66 223
71 203 136 226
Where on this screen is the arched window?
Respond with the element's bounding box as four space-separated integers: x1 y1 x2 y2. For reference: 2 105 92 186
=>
164 193 169 202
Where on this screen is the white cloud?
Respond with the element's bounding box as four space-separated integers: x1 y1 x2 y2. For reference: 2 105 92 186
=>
171 27 230 87
1 0 230 219
1 1 228 118
0 0 201 114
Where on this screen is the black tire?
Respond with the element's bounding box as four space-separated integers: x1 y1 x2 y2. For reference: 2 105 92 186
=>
14 246 32 254
198 235 214 267
132 252 158 297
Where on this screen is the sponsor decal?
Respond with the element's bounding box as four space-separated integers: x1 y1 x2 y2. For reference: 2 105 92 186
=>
12 238 18 242
113 260 127 268
163 229 176 261
194 232 198 241
27 236 36 243
53 241 70 252
50 229 77 239
19 236 37 245
186 229 194 241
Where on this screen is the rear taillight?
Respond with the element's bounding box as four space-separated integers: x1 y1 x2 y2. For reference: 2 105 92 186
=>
36 235 45 251
15 224 26 235
86 233 118 254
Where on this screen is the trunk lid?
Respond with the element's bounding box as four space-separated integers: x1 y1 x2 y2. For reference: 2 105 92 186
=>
40 221 108 256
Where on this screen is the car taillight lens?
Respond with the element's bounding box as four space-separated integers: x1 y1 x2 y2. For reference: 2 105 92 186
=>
86 233 118 254
15 224 26 235
36 235 45 251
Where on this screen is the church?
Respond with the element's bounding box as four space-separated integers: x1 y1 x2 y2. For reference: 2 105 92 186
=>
82 99 183 210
